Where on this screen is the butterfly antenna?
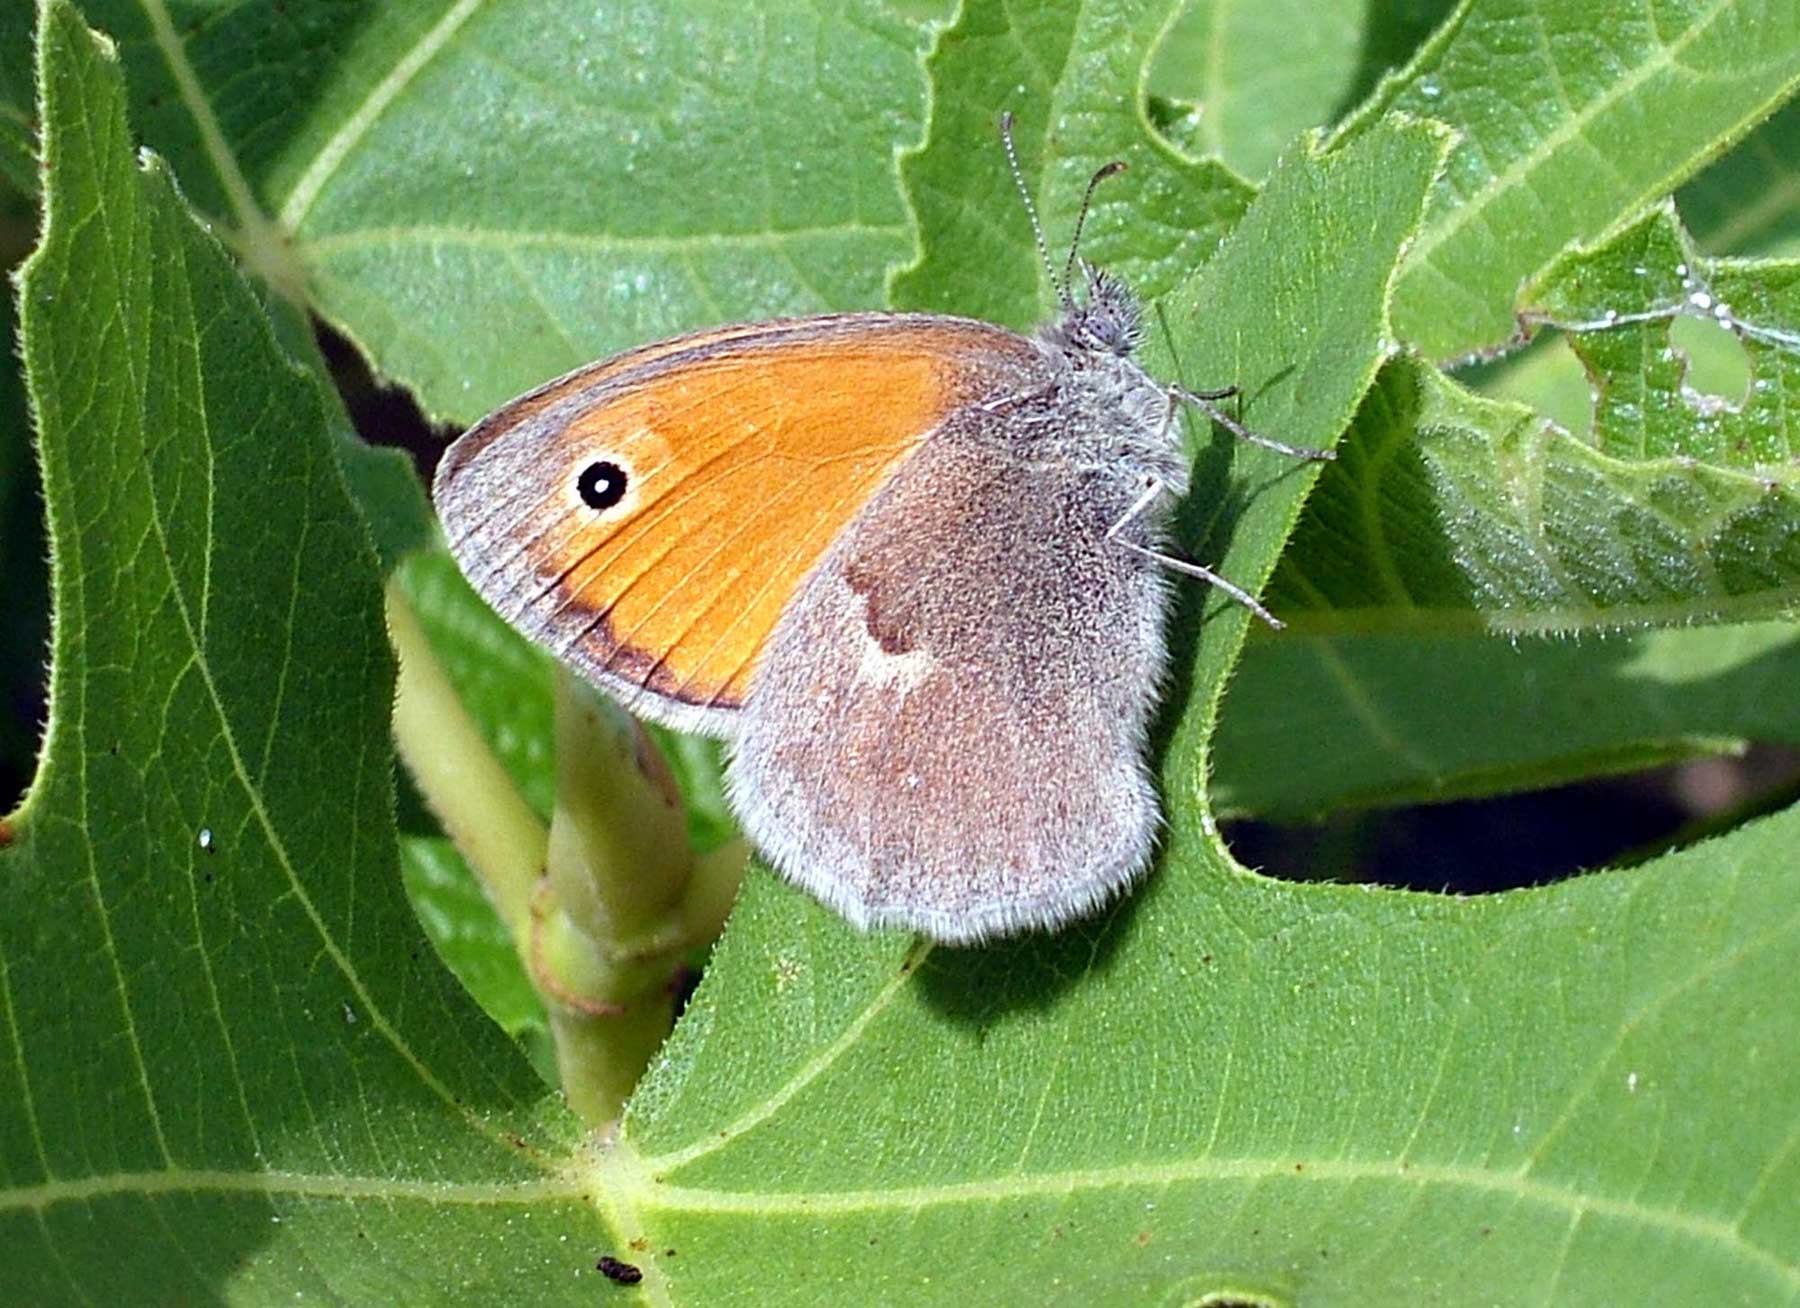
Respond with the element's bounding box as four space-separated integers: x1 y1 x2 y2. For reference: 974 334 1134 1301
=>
999 111 1067 310
1063 159 1127 298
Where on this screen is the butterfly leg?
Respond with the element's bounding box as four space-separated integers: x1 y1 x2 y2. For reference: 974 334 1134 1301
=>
1105 478 1286 630
1171 384 1336 462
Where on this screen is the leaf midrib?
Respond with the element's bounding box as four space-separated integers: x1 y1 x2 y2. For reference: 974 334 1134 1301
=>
300 221 911 261
277 0 490 231
0 1166 582 1211
606 1151 1796 1293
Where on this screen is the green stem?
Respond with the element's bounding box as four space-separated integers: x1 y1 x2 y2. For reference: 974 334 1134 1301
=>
387 577 544 948
538 670 725 1123
389 578 748 1125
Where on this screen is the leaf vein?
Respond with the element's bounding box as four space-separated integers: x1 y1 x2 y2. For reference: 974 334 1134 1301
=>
1407 0 1742 270
278 0 491 231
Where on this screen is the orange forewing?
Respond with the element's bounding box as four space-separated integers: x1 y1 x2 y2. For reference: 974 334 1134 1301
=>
435 314 1040 734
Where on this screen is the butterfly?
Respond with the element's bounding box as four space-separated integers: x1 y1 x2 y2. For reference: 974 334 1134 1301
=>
434 114 1329 944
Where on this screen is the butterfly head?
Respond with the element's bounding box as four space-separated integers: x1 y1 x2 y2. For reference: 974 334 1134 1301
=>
1046 262 1143 359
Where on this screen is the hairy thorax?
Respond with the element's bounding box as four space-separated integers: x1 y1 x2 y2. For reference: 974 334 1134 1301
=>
966 340 1188 501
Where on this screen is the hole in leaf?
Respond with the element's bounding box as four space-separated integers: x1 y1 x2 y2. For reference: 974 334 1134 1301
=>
1455 329 1594 438
1669 312 1753 409
1155 1274 1289 1308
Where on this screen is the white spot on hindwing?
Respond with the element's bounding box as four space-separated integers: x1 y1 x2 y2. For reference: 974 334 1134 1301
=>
855 631 933 693
842 578 933 693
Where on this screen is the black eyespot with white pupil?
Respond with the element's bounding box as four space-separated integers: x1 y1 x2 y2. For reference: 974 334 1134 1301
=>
577 460 628 512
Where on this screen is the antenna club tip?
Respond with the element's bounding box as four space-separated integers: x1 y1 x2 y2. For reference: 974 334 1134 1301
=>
1097 160 1127 180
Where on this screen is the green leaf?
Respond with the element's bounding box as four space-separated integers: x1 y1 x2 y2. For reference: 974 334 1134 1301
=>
1467 99 1800 444
1146 120 1453 828
0 0 437 572
0 1 33 195
3 7 590 1301
1523 204 1798 465
287 1 925 421
1273 212 1800 635
0 1 927 425
1213 620 1800 819
1147 1 1365 179
615 775 1800 1304
891 0 1255 320
1144 0 1457 180
1247 200 1800 815
1340 0 1800 360
1461 327 1599 437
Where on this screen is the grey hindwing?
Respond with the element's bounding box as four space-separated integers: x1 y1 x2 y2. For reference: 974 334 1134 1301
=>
725 417 1175 943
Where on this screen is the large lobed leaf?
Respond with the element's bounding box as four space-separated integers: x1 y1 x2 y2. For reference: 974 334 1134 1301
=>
1 7 591 1302
604 37 1776 1296
615 800 1800 1305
